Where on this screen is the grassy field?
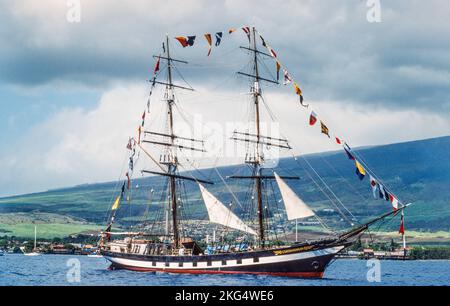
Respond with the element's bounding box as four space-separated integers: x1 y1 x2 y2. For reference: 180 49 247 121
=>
0 223 103 239
0 213 102 239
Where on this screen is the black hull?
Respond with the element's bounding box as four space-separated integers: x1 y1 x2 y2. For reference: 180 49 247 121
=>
102 243 347 278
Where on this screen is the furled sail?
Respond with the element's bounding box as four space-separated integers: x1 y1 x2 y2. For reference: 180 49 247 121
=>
198 184 257 236
274 172 315 220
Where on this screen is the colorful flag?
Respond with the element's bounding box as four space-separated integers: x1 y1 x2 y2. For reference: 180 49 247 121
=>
320 121 330 138
389 194 399 211
293 82 307 107
276 61 281 82
187 36 196 46
283 69 292 85
228 28 236 34
153 57 160 74
111 195 121 211
215 32 223 46
138 125 142 144
126 138 133 150
399 211 405 235
259 34 267 47
141 111 146 127
204 34 212 56
268 46 277 58
344 145 355 160
242 27 251 43
369 175 378 199
309 111 318 126
126 172 131 189
355 160 366 180
175 36 189 47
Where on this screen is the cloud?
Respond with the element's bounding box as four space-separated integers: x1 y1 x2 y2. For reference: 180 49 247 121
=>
1 0 450 112
1 81 449 197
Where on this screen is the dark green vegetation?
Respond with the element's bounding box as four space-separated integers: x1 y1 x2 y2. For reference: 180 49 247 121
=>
0 136 449 239
409 247 450 260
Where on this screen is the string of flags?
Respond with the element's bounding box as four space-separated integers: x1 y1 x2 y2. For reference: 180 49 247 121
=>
146 26 405 229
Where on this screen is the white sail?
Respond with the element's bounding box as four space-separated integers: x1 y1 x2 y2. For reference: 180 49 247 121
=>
198 184 257 236
274 172 315 220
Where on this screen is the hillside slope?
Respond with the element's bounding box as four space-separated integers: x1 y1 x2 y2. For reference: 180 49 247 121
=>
1 136 449 235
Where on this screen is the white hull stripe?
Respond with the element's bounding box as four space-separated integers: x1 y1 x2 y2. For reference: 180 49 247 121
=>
104 246 344 270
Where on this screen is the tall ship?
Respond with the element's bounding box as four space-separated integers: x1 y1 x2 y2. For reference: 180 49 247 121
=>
99 27 408 278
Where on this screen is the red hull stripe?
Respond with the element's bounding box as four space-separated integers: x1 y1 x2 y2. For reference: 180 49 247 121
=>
111 264 324 279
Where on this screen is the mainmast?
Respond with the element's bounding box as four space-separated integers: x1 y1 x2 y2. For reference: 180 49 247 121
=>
165 35 179 248
231 27 296 248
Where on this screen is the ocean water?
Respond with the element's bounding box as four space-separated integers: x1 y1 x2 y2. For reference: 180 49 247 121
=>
0 254 449 286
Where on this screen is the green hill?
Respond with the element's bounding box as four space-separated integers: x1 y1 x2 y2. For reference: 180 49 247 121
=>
0 136 449 239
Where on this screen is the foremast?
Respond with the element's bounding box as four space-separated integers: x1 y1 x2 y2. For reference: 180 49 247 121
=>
165 35 179 248
140 35 212 249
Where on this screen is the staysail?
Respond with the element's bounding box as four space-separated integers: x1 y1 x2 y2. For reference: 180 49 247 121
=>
198 184 257 236
274 172 315 220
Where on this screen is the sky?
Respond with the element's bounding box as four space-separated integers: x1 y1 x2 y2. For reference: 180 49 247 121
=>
0 0 449 197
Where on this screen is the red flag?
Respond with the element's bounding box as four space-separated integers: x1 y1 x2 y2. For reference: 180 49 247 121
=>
399 213 405 235
335 137 342 145
309 111 318 126
153 57 160 74
175 36 189 47
389 194 399 211
242 27 251 43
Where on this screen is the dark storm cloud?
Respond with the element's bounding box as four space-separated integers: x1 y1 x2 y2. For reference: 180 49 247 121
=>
1 0 449 112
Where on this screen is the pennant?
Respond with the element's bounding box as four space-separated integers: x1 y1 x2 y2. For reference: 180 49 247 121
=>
369 175 378 199
242 27 251 43
126 172 131 189
259 34 267 47
129 157 134 171
276 61 281 82
378 185 389 201
204 34 212 56
141 111 146 127
228 28 236 34
153 57 160 74
126 138 133 150
215 32 223 46
111 195 121 211
399 211 405 235
335 137 342 145
378 184 386 200
389 194 399 211
268 46 277 58
283 69 292 85
175 36 189 47
344 144 355 160
137 125 142 144
293 82 308 107
187 36 196 46
162 42 166 53
309 111 318 126
320 121 330 138
355 160 366 180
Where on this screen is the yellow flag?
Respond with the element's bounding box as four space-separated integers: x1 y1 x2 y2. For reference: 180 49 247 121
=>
111 195 121 211
293 82 302 96
355 160 366 176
